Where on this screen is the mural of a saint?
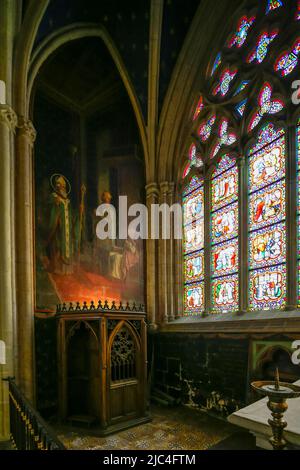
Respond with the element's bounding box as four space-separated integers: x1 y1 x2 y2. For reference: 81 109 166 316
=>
46 174 86 274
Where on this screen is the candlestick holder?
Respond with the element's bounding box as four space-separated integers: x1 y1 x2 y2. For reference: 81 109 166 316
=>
251 368 300 450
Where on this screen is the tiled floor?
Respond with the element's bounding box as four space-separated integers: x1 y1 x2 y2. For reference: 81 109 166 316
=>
55 405 251 450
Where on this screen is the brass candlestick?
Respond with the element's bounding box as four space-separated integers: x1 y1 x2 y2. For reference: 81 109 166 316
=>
251 368 300 450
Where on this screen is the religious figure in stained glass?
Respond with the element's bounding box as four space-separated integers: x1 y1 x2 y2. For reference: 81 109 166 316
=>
250 225 285 268
182 2 296 316
211 205 238 243
212 276 238 310
249 136 285 190
249 266 286 310
184 282 204 313
184 251 204 282
211 168 238 208
249 183 285 229
183 187 204 224
184 221 204 254
183 174 205 314
212 242 238 276
248 124 286 310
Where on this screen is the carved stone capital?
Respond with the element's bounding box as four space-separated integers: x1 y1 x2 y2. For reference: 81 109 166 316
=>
145 182 159 200
0 105 18 132
159 181 169 195
167 181 175 196
17 116 37 144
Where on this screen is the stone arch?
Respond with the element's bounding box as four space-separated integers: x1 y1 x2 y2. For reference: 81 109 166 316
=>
156 0 241 184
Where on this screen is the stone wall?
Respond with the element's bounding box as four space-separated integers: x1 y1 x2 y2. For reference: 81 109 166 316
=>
150 333 249 416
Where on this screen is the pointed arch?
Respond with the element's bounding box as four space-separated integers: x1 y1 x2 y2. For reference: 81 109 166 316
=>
66 320 99 345
157 0 241 182
108 320 141 353
26 23 149 179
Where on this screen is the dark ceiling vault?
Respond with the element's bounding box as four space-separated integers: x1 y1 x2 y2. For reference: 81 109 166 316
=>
35 37 125 115
30 0 200 121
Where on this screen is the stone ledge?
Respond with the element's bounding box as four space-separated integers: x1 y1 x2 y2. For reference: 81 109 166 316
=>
157 310 300 334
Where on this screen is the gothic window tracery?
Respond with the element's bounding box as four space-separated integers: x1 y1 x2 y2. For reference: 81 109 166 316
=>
182 0 299 316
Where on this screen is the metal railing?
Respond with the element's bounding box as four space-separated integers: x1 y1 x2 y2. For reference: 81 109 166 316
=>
3 378 65 450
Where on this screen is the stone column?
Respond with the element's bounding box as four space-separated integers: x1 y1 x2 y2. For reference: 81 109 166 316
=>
0 105 17 440
238 156 248 314
158 182 169 324
167 182 175 321
286 126 297 310
174 186 183 318
203 170 211 316
15 117 36 402
145 183 159 330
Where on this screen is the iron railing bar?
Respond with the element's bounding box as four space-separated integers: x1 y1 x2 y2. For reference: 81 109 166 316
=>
3 377 65 450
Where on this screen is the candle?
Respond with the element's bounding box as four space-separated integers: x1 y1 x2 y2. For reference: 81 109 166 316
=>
275 367 280 390
0 80 6 105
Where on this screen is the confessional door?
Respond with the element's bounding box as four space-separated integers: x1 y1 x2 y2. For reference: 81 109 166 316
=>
108 323 142 425
57 307 149 434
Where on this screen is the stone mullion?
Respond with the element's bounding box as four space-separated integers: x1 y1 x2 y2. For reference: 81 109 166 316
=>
238 156 248 314
203 171 211 316
286 125 297 310
145 183 159 330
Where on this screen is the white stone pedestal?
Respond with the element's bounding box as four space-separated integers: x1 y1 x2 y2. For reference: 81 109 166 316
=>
228 380 300 450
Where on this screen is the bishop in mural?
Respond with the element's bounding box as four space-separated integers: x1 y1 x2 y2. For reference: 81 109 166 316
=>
46 174 86 275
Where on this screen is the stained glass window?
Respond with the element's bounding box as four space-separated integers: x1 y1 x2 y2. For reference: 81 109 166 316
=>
228 15 256 48
211 53 221 76
185 143 203 173
248 82 284 132
211 155 239 312
247 30 278 64
248 124 286 310
183 163 191 178
234 80 250 96
213 68 237 97
210 118 237 158
296 0 300 20
235 99 247 118
266 0 283 14
198 115 216 142
274 39 300 76
182 2 298 317
193 96 204 121
297 122 300 306
183 177 205 315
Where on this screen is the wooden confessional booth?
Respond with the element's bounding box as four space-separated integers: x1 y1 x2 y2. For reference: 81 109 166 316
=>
56 302 150 434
